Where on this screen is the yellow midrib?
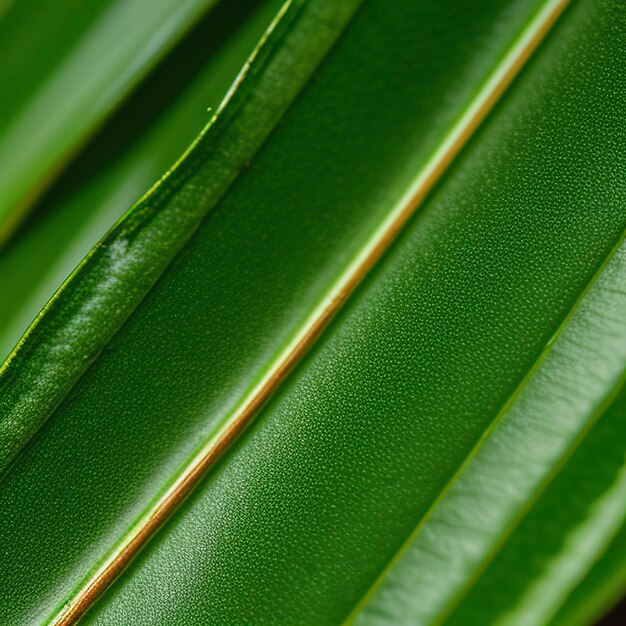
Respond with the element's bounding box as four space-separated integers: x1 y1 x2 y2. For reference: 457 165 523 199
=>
342 0 574 622
50 0 570 623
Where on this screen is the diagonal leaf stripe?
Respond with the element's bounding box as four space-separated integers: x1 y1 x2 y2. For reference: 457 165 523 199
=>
40 2 572 623
0 0 362 476
445 380 626 625
354 234 626 625
79 0 626 622
551 513 626 626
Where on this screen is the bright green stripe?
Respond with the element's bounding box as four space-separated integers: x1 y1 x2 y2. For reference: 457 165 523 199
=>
0 0 219 241
0 0 282 362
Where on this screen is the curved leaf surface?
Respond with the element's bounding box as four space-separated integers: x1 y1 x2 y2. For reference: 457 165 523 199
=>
445 378 626 626
0 0 281 361
551 522 626 626
0 0 218 241
358 240 626 625
0 0 361 476
80 0 626 624
0 0 566 623
0 0 364 622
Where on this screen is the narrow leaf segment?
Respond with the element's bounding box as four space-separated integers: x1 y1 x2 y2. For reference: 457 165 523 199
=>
49 0 568 623
0 0 362 476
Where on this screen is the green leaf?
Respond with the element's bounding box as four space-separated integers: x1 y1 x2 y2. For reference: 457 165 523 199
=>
80 0 626 623
0 0 362 478
444 379 626 626
1 0 625 624
0 0 282 363
0 0 219 242
354 241 626 626
550 521 626 626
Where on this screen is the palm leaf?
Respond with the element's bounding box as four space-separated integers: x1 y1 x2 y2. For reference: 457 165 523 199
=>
0 0 624 624
0 0 219 241
0 0 281 362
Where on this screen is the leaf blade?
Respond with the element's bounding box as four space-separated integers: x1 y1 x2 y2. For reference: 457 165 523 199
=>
356 237 626 625
0 0 362 476
0 0 568 622
76 0 626 624
0 0 282 361
0 0 219 241
444 380 626 626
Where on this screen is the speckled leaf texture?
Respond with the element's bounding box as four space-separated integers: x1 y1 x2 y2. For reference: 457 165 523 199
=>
0 0 625 625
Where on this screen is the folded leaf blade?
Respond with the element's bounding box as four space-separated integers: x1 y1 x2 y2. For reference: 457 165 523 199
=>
0 0 362 477
356 236 626 625
78 0 626 624
444 378 626 626
2 0 625 624
0 0 283 363
0 0 219 241
0 0 569 623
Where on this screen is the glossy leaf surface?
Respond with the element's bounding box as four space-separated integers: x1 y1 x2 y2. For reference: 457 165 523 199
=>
0 0 363 477
82 0 626 623
446 378 626 626
358 238 626 625
0 0 217 240
0 0 624 624
0 0 281 362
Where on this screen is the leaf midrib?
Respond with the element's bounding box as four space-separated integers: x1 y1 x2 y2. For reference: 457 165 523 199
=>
48 1 571 624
